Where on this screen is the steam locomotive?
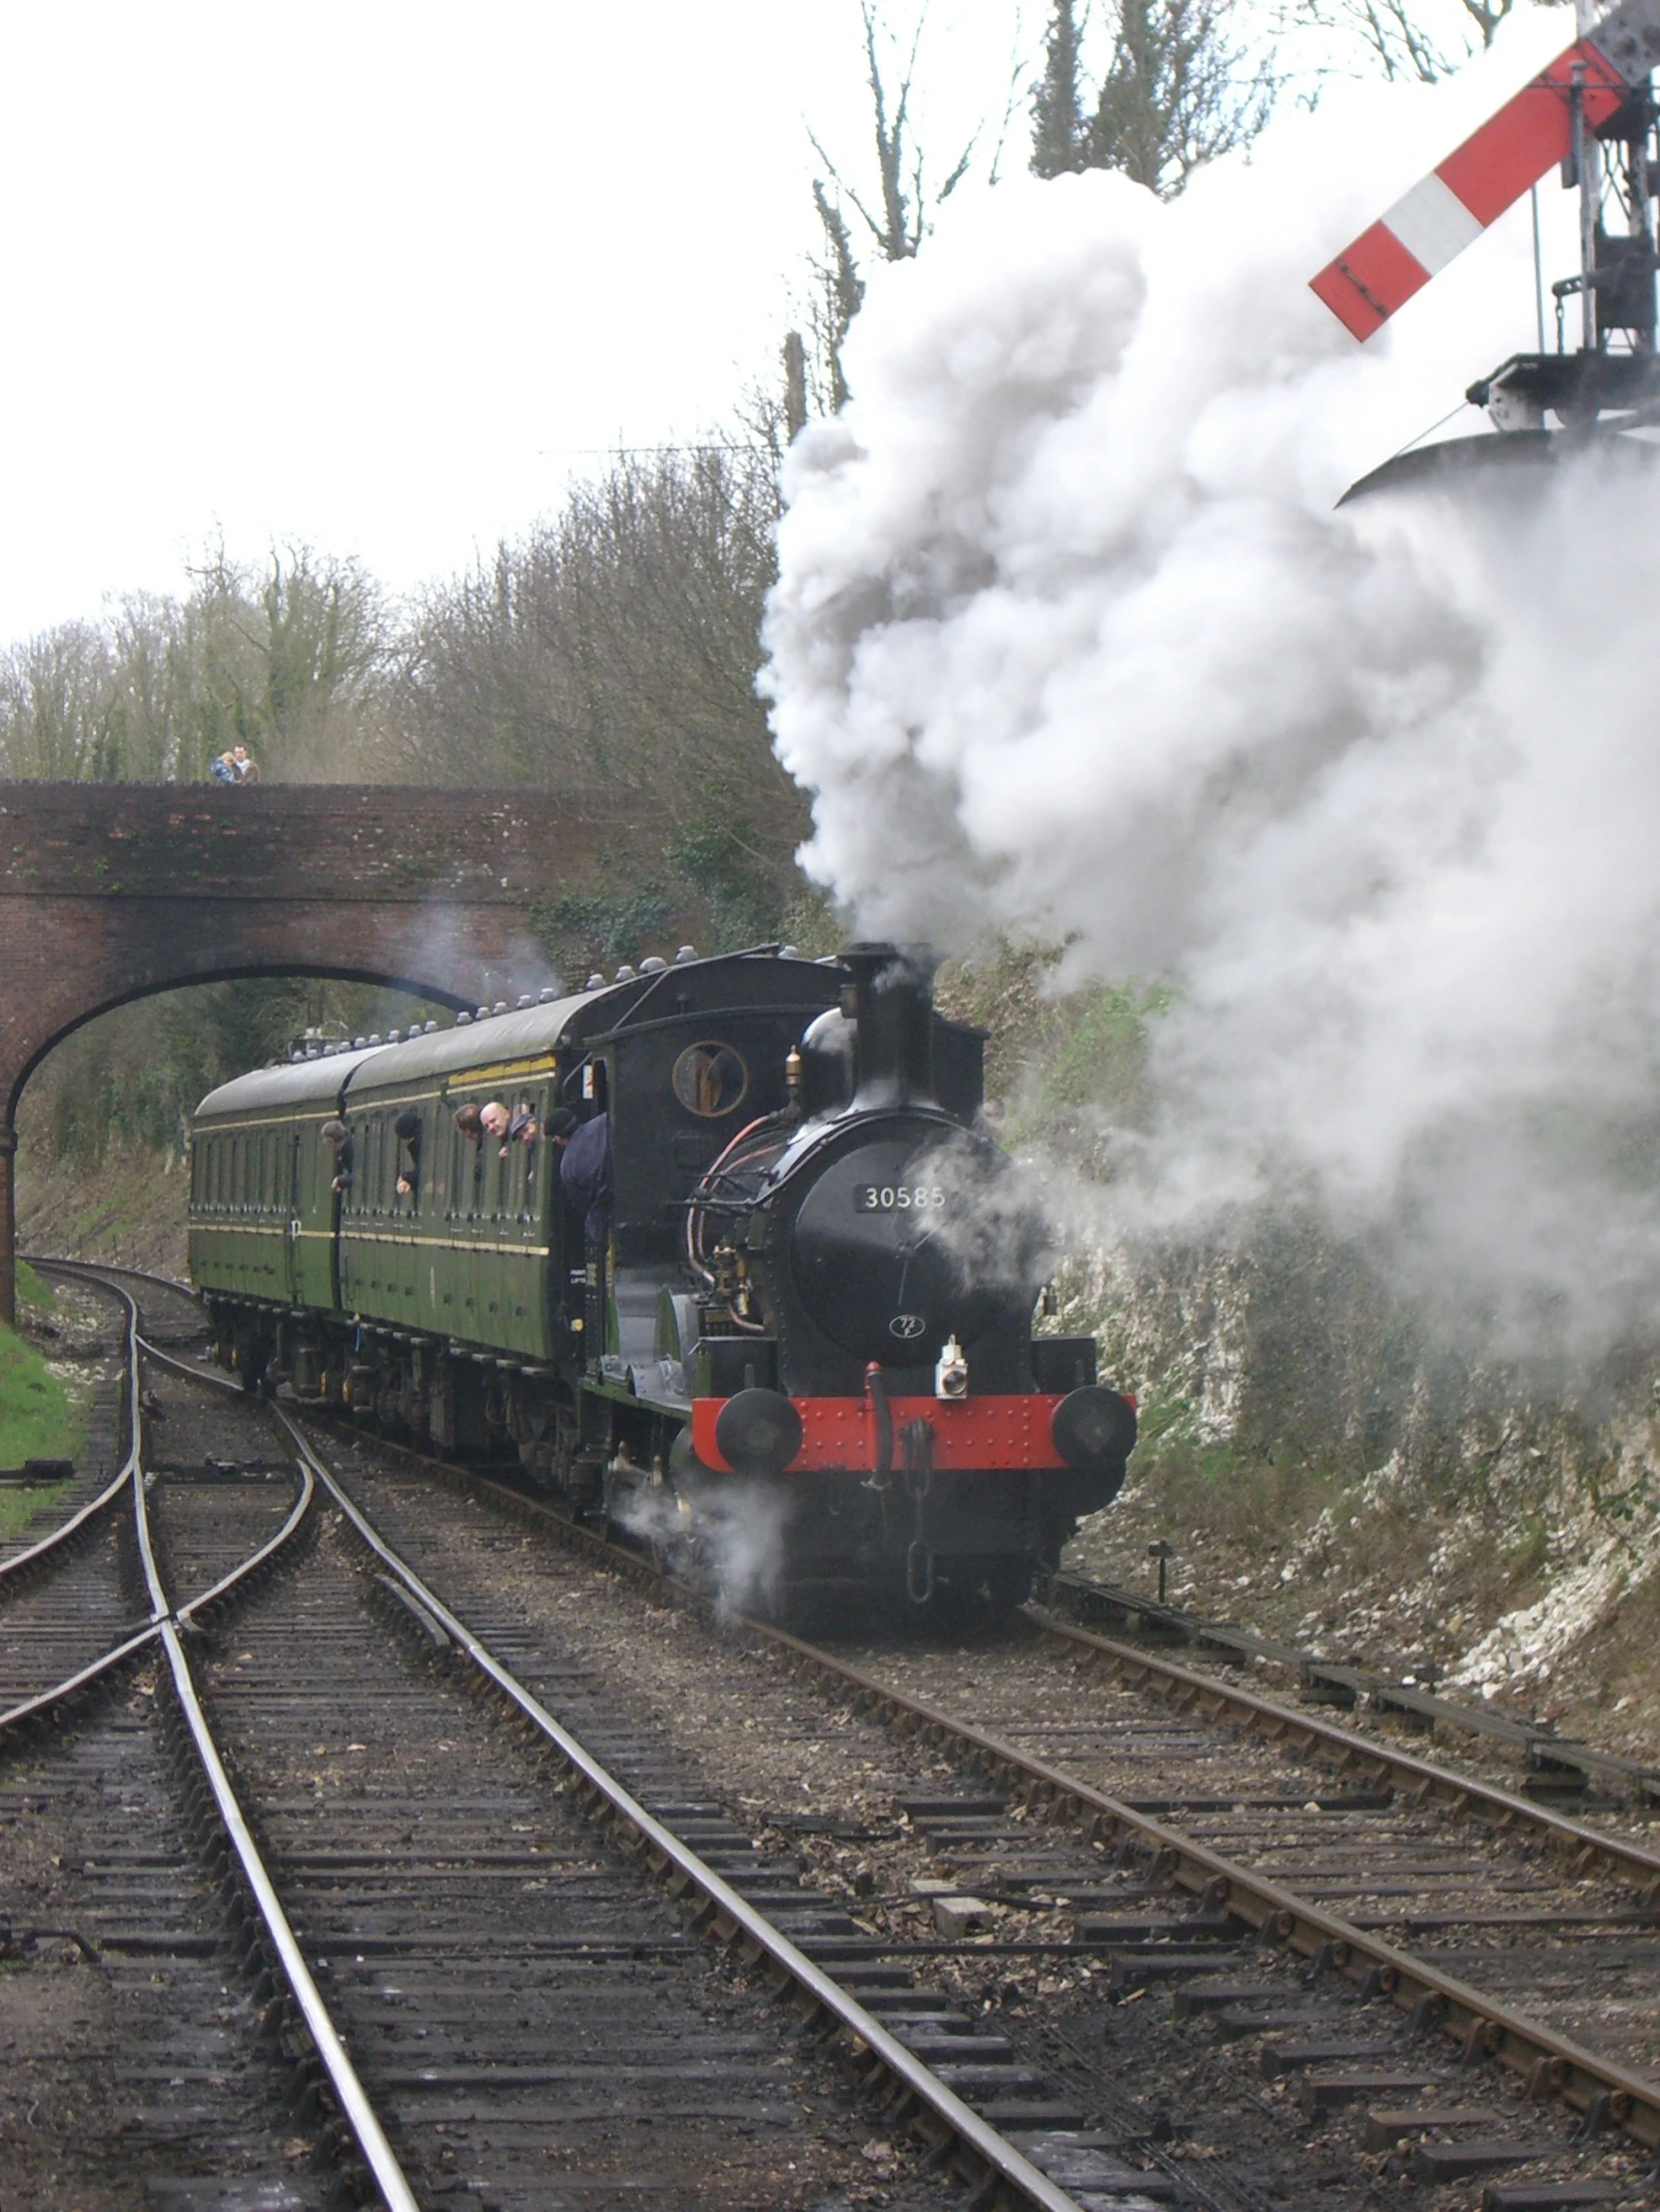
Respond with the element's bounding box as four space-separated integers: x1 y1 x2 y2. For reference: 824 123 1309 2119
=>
189 942 1136 1614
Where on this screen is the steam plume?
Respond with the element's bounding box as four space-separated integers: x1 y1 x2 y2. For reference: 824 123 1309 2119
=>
762 20 1660 1358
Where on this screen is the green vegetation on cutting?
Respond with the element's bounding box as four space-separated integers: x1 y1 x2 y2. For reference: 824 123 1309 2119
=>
0 1319 81 1539
14 1260 53 1310
0 1320 79 1462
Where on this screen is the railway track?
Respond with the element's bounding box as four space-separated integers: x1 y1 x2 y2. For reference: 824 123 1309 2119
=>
258 1405 1660 2206
6 1263 1136 2211
23 1257 1660 2204
1037 1566 1660 1810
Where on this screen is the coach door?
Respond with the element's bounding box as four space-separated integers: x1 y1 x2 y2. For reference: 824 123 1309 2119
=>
283 1126 304 1305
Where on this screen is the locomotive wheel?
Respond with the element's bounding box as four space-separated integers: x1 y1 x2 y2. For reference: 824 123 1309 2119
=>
236 1335 273 1395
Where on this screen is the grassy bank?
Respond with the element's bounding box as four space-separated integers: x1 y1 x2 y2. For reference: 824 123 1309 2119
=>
0 1293 82 1538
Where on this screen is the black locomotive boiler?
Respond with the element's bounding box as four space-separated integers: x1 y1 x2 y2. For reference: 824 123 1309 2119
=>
190 942 1137 1614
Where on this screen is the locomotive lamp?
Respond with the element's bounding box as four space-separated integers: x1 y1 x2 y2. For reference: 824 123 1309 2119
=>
934 1335 969 1399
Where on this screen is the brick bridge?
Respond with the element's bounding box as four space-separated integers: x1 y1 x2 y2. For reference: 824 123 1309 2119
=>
0 782 627 1323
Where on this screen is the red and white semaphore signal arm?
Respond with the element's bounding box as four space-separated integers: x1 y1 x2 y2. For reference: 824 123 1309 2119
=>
1310 0 1660 340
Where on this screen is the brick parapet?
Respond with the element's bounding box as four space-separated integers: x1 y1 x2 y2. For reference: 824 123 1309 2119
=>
0 782 633 900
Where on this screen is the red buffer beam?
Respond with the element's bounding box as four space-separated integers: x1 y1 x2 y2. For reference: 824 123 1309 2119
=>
1310 0 1660 341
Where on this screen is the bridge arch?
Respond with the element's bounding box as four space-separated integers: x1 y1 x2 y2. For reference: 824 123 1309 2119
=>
0 781 625 1321
7 965 479 1123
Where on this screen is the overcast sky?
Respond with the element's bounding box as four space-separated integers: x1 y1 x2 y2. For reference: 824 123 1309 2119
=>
0 0 1031 637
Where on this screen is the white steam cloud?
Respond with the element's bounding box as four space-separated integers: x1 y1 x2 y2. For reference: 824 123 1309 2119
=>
762 20 1660 1359
618 1478 790 1620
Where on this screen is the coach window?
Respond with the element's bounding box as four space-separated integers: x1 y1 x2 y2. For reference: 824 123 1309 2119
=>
477 1123 496 1222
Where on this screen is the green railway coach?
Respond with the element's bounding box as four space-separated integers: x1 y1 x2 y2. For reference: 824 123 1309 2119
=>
189 1048 380 1367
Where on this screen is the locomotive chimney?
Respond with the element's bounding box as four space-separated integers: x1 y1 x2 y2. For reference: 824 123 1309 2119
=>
842 943 941 1110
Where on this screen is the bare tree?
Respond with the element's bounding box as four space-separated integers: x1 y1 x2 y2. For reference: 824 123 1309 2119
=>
1032 0 1276 196
1276 0 1540 85
810 181 867 412
389 440 808 916
805 3 990 408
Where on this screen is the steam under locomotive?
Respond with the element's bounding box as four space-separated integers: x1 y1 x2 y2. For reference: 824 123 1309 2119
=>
189 943 1136 1614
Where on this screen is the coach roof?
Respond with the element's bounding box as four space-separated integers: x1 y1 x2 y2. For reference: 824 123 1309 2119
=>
340 984 611 1095
194 1046 384 1121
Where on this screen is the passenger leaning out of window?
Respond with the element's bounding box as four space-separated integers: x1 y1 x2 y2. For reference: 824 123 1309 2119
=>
394 1110 421 1201
322 1118 354 1194
479 1101 510 1156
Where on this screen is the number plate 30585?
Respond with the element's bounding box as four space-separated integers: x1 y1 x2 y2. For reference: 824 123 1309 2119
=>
856 1184 946 1212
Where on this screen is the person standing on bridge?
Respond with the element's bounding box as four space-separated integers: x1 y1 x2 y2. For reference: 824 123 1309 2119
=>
231 744 261 784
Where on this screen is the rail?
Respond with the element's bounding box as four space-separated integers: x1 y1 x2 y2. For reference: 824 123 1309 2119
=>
0 1281 418 2212
1042 1564 1660 1802
0 1268 140 1588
